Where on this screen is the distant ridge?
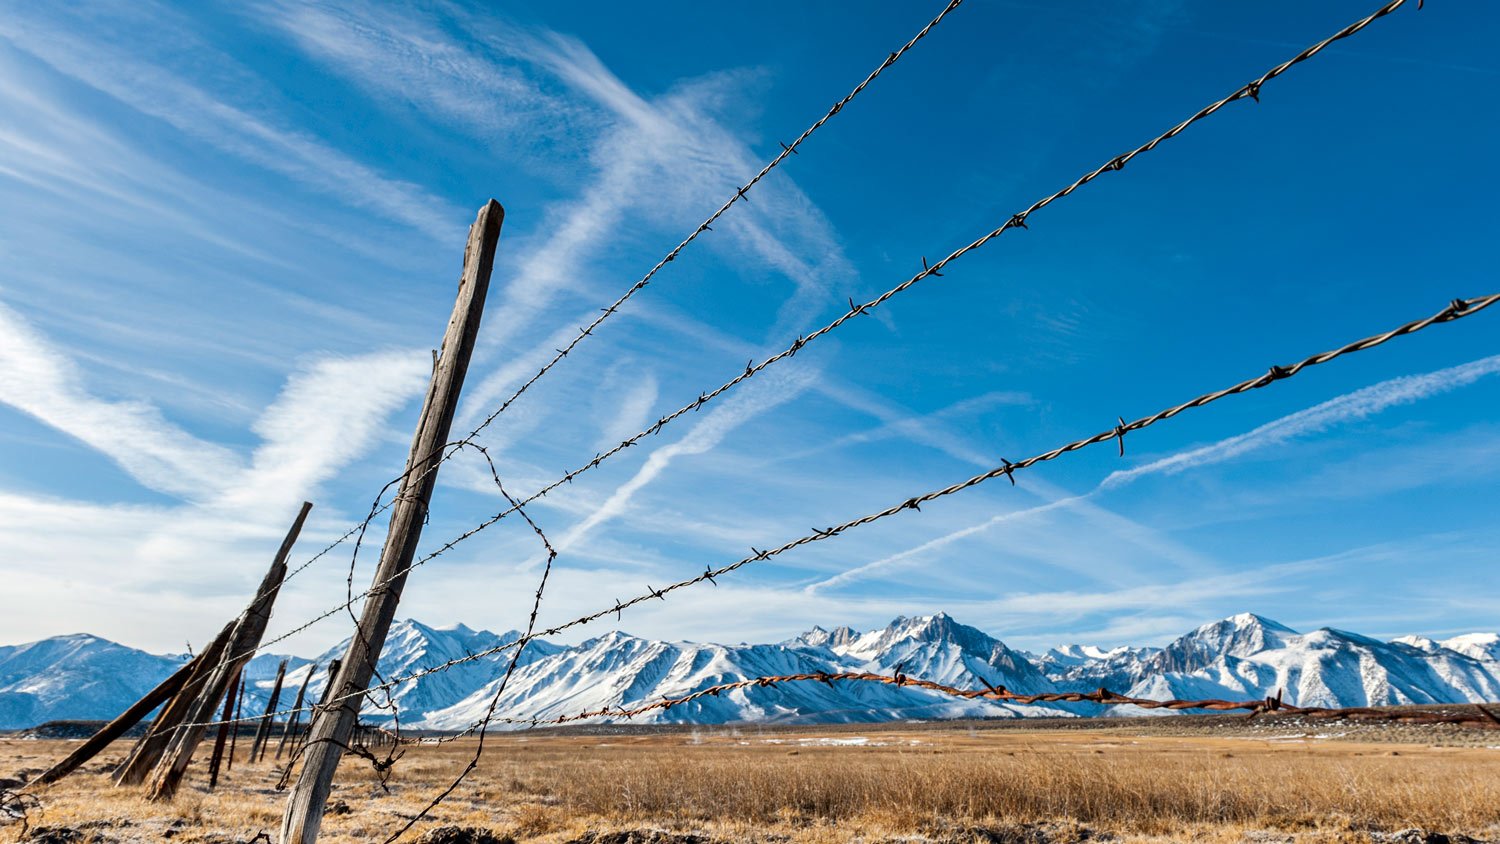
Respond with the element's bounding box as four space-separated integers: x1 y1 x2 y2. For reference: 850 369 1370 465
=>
3 612 1497 730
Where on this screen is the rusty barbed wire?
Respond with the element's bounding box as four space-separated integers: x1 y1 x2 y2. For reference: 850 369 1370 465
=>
206 0 1426 683
178 291 1499 734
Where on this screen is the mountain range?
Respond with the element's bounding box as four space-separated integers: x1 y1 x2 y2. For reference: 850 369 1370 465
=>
2 612 1497 731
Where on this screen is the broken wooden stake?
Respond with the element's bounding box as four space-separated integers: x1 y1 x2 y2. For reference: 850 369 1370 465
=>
33 649 205 786
249 659 288 764
206 670 240 790
143 501 312 800
113 620 236 786
275 663 316 762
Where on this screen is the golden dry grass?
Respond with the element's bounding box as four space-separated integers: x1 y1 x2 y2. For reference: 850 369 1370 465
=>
5 723 1500 843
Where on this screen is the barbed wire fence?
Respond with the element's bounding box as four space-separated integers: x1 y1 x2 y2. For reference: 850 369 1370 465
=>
13 0 1500 842
174 0 970 683
439 671 1500 732
168 0 1500 836
181 0 1428 689
180 288 1486 843
176 292 1500 741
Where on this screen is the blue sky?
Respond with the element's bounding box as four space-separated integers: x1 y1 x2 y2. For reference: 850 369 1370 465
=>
0 0 1496 658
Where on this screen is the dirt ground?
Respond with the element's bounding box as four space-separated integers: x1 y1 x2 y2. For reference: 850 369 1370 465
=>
3 715 1498 844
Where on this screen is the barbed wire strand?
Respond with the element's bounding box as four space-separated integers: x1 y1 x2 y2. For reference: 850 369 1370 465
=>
206 0 1423 680
271 444 559 798
179 291 1498 733
373 448 562 844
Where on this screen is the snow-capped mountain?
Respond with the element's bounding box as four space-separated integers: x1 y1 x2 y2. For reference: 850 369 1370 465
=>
1437 633 1500 664
1120 615 1500 709
253 620 564 725
417 614 1066 730
0 634 187 730
1031 643 1160 693
4 613 1498 731
821 613 1056 695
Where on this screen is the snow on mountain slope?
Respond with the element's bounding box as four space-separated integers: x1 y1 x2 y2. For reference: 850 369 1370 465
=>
3 613 1497 730
1125 619 1500 709
1145 613 1296 675
829 613 1055 695
1441 633 1500 663
1033 643 1161 693
416 616 1066 730
1391 634 1441 652
242 652 314 683
0 634 187 729
267 619 564 724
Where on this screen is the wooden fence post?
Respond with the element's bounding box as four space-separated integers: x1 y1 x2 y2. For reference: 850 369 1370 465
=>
227 676 246 771
33 650 206 786
250 660 288 763
281 199 504 844
275 664 316 762
142 501 313 800
206 671 241 790
114 621 236 786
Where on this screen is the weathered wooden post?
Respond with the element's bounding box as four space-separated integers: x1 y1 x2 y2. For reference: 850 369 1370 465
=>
143 501 313 800
275 664 316 762
33 649 208 786
114 621 236 786
227 676 246 771
250 660 289 763
281 199 504 844
206 671 241 790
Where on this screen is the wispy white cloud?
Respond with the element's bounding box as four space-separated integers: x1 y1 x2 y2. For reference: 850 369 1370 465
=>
252 0 589 149
0 300 431 649
0 300 244 500
212 351 431 514
0 3 458 239
592 365 660 453
452 24 852 415
771 390 1036 469
1098 353 1500 489
537 366 822 566
805 354 1500 595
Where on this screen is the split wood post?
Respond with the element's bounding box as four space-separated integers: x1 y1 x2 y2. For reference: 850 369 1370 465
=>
250 660 288 763
275 664 316 761
227 674 246 771
206 671 240 790
293 660 341 760
142 501 313 800
282 199 504 844
34 650 206 786
113 620 236 786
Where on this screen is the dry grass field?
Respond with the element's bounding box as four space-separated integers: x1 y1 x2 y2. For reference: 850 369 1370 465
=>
4 718 1499 843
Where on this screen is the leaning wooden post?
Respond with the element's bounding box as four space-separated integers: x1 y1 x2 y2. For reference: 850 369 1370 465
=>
206 671 241 790
275 664 316 762
142 501 313 800
297 660 341 758
227 675 246 771
114 620 237 786
33 650 206 786
282 199 504 844
250 660 288 763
